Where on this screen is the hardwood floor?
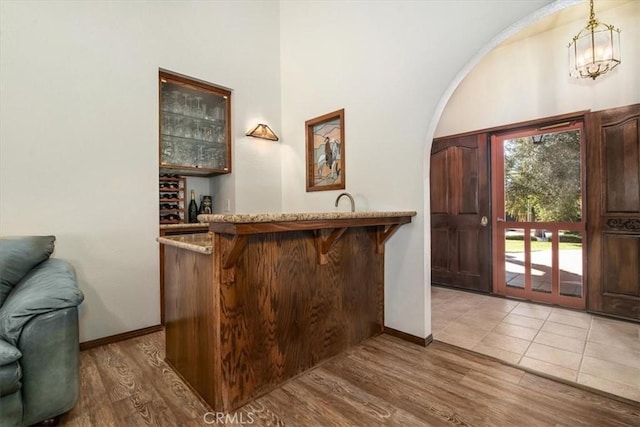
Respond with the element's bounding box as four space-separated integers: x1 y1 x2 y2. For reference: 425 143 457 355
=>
59 331 640 426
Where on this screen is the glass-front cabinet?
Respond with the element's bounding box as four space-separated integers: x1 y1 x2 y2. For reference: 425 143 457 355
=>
159 71 231 176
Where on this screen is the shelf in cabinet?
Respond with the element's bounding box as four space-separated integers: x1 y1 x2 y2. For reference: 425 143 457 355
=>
161 110 225 127
160 133 226 146
160 165 227 177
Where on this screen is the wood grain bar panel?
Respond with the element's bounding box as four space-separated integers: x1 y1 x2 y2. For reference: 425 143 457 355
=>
162 214 413 412
164 245 220 408
218 227 384 410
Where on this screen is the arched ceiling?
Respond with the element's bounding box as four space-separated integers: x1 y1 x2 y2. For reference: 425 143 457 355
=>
501 0 632 46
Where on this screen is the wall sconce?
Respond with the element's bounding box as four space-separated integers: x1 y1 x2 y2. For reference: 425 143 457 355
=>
245 124 279 141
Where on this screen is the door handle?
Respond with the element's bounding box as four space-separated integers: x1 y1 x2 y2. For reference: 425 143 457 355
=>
481 216 488 227
497 217 505 222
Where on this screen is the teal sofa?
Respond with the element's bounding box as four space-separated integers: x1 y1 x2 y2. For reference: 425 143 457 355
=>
0 236 84 426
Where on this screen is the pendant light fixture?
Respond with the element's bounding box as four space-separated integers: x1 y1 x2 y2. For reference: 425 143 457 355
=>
568 0 621 80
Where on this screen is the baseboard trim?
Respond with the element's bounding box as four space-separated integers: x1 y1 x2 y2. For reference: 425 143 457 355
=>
384 327 433 347
80 325 163 351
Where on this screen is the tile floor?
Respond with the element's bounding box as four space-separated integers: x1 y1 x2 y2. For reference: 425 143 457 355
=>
432 286 640 403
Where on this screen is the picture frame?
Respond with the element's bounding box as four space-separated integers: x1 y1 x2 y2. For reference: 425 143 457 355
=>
305 108 345 192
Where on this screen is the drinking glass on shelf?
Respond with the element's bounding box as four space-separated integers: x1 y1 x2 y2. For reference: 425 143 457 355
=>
182 94 191 116
175 142 188 166
195 97 204 119
174 117 184 137
162 91 171 112
167 116 175 136
193 121 203 141
189 96 197 117
206 148 216 169
214 152 225 169
213 106 224 122
171 91 181 114
201 103 208 120
205 104 215 121
197 146 206 167
184 119 193 139
161 115 172 135
204 126 213 142
161 137 174 163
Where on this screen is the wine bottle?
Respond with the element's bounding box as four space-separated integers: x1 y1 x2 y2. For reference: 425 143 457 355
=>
188 190 198 223
160 203 179 210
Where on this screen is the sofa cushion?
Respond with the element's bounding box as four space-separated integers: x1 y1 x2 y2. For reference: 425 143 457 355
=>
0 339 21 365
0 361 22 397
0 236 56 306
0 258 84 346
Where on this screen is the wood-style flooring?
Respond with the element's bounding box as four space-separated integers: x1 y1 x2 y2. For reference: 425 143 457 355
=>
59 331 640 426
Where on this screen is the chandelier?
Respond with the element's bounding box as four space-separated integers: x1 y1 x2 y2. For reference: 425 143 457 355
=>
568 0 621 80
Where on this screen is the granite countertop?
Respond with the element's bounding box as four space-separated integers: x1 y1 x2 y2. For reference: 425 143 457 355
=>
157 233 212 254
197 211 417 224
159 212 416 252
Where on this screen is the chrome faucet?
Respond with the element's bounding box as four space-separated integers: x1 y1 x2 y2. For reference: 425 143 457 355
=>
335 192 355 212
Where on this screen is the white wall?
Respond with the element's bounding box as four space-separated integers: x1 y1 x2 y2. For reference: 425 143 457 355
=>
279 0 552 338
1 0 575 343
435 1 640 137
0 0 282 342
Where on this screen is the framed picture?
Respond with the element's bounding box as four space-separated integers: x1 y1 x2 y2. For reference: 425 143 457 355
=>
305 109 345 192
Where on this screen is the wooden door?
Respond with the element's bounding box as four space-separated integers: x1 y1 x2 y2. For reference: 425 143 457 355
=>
586 104 640 321
430 134 491 292
491 123 586 309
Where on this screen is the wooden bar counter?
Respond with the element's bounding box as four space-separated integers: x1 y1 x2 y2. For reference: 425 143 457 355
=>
157 211 416 411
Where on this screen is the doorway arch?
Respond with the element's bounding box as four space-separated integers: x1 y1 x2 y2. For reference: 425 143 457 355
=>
422 0 583 334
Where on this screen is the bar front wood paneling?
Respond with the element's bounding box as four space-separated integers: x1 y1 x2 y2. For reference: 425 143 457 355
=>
160 212 415 411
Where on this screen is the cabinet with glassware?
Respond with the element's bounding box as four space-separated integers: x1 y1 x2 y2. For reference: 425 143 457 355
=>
159 71 231 176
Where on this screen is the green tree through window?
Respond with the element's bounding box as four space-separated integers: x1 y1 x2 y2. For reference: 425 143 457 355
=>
504 130 581 223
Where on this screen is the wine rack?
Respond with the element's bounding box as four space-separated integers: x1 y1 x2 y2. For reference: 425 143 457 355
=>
159 174 185 224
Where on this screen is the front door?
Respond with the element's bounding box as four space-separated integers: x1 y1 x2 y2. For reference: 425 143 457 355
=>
586 104 640 321
430 134 491 292
491 122 586 309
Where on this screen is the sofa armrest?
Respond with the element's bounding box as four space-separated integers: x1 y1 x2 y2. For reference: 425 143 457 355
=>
0 259 84 346
19 307 80 425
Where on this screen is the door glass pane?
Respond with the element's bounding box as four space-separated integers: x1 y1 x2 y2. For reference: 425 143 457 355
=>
531 228 552 294
559 230 583 297
505 229 525 290
504 130 582 222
